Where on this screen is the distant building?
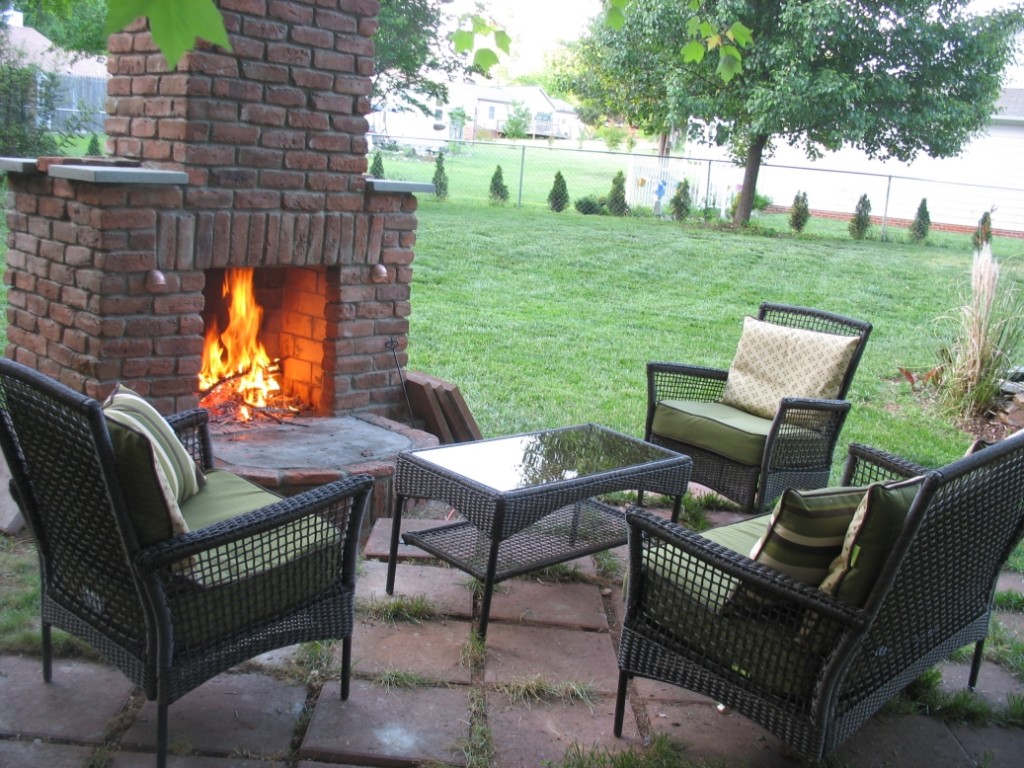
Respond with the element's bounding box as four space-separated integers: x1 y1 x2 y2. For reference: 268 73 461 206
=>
2 11 108 133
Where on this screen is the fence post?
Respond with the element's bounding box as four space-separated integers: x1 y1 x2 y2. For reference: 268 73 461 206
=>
704 160 712 211
881 175 892 240
517 145 526 208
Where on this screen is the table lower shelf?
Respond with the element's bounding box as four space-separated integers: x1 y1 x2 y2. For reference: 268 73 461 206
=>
401 498 627 582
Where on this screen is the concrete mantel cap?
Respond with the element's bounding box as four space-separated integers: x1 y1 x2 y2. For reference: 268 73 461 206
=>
365 178 435 195
47 165 188 185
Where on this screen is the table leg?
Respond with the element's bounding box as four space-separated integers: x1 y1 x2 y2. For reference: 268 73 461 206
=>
476 535 503 641
386 494 406 595
671 494 683 523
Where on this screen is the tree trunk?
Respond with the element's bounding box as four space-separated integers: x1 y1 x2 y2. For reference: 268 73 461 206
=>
657 132 670 157
733 133 769 225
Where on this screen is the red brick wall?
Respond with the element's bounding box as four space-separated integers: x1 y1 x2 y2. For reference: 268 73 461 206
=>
3 0 417 417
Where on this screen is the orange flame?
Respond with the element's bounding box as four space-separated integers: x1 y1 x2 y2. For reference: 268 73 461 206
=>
198 268 280 420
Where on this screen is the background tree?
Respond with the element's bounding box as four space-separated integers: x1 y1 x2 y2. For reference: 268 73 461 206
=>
573 1 1021 224
22 0 107 54
369 151 385 179
849 194 873 241
909 198 931 243
669 180 691 221
607 170 629 216
548 171 569 213
432 152 448 201
789 191 810 233
502 101 530 140
489 165 509 205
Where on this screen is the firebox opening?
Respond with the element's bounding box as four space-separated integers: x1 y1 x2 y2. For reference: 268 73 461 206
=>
200 266 328 421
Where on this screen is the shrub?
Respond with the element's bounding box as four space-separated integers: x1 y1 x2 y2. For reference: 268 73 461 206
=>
597 125 628 151
489 165 509 205
369 151 385 178
908 198 931 242
606 170 629 216
669 180 691 221
728 189 772 218
789 191 810 233
547 171 569 213
972 210 994 250
574 196 604 215
849 194 872 240
937 243 1024 418
86 133 101 156
432 153 448 201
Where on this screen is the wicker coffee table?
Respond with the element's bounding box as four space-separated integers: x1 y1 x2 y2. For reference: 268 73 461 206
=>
385 423 692 638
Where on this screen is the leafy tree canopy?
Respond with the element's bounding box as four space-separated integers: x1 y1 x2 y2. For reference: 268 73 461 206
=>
17 0 108 54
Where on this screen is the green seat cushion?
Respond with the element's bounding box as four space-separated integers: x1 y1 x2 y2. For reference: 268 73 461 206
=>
181 469 282 530
651 400 772 466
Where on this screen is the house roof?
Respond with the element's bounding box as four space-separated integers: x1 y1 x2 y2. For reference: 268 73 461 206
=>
2 24 108 78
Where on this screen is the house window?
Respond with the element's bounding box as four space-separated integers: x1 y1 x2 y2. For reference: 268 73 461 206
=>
487 106 496 120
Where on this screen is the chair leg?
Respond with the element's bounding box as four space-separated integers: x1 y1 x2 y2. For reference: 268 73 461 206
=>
968 639 986 690
42 623 52 683
156 699 169 768
613 670 630 737
340 636 352 701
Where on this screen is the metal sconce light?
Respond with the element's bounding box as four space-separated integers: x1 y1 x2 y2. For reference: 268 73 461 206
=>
145 269 167 292
370 263 388 283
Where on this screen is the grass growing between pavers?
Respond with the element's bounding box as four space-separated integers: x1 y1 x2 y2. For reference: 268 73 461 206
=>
883 667 1024 728
356 593 441 624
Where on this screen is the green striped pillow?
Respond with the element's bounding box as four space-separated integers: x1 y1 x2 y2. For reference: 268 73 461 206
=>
749 486 868 586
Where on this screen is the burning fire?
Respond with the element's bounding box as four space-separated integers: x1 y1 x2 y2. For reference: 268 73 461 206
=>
199 268 282 421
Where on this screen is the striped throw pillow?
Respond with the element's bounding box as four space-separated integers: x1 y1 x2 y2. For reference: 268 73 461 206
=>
749 486 868 586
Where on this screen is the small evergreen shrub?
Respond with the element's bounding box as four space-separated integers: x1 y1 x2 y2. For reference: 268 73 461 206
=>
606 170 629 216
432 153 448 201
548 171 569 212
972 210 994 250
789 191 810 233
849 194 872 240
489 165 510 204
729 189 773 218
669 180 691 221
908 198 931 242
369 151 385 178
574 196 604 215
86 133 101 156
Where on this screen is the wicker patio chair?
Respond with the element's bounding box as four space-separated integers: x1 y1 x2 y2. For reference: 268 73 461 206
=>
614 432 1024 762
0 359 372 768
644 302 872 514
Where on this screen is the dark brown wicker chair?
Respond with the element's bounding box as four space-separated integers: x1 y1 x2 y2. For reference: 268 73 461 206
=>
614 432 1024 762
0 359 372 768
644 302 872 514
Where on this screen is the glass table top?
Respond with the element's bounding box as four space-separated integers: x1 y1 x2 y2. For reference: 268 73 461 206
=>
408 423 680 493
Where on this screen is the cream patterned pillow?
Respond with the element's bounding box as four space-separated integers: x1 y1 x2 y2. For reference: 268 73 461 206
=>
720 316 860 419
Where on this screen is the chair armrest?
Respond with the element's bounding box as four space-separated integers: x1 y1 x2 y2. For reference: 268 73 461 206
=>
840 443 928 486
165 408 214 471
136 474 373 576
646 362 728 437
624 507 868 630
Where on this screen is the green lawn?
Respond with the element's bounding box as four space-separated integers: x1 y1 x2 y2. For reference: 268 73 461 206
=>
408 200 1024 474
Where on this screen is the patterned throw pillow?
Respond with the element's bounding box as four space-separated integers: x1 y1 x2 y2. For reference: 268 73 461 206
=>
720 316 860 420
103 384 204 544
749 485 869 586
819 477 922 606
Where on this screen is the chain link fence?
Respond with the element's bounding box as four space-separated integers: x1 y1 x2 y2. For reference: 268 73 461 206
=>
370 136 1024 236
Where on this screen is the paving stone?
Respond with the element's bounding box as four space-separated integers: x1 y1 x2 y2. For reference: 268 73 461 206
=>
632 677 714 705
109 751 286 766
0 656 134 743
939 659 1024 707
357 559 475 619
483 623 620 696
349 617 474 684
363 516 449 562
0 739 95 767
832 714 974 767
121 672 306 760
488 578 609 631
489 693 641 767
996 570 1024 593
300 679 469 766
949 722 1024 768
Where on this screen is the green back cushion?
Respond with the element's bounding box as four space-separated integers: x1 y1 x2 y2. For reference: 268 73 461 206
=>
819 478 922 606
750 486 868 586
720 316 860 419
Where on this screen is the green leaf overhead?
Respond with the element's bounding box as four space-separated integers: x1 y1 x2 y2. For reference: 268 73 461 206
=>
106 0 231 70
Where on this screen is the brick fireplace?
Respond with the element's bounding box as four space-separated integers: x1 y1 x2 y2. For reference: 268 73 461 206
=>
1 0 426 421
